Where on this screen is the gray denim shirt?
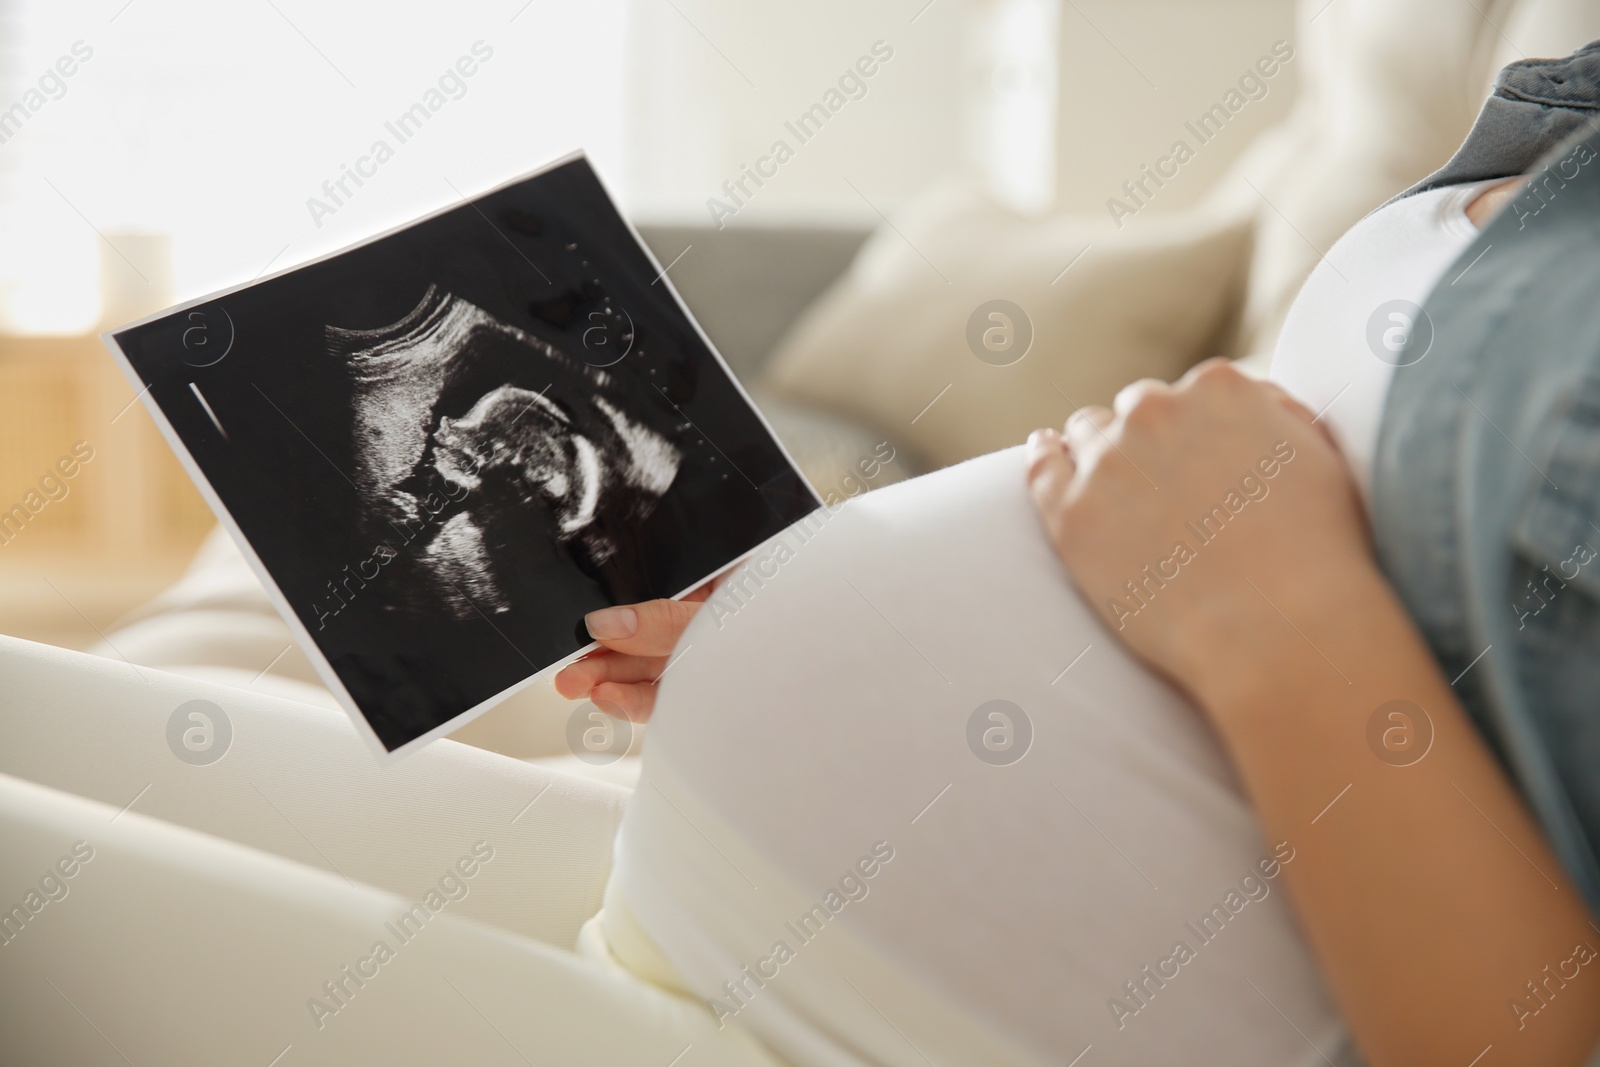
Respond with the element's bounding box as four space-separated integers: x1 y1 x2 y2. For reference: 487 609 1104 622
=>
1374 45 1600 914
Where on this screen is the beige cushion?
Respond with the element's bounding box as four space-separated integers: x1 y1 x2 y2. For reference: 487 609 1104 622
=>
762 182 1253 468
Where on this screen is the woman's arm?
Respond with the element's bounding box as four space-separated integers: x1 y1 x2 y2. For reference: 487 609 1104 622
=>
1027 360 1600 1066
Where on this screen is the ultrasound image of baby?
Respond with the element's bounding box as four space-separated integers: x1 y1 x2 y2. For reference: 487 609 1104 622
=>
327 285 683 619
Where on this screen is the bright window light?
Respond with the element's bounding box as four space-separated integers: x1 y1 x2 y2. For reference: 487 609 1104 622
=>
0 0 628 334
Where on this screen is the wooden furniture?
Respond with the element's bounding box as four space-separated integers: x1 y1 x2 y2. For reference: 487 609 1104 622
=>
0 334 213 649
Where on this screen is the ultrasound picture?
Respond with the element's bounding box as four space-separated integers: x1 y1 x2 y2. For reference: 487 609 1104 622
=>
334 285 684 618
106 154 818 756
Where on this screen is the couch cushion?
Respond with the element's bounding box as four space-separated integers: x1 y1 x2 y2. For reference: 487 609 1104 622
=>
0 634 625 949
761 182 1252 469
0 772 778 1067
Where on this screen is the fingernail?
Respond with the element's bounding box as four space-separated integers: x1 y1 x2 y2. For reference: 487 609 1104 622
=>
1027 429 1043 447
591 696 625 719
585 606 638 640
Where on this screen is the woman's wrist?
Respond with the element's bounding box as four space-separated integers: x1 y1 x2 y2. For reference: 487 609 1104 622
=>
1177 556 1402 729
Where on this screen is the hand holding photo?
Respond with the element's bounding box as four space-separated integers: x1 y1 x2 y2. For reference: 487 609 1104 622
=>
104 153 818 757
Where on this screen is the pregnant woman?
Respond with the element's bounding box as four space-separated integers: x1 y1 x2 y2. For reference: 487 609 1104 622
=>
555 46 1600 1067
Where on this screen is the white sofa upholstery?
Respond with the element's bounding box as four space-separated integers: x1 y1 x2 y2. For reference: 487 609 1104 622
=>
758 0 1600 462
0 635 623 947
0 635 781 1066
95 521 631 776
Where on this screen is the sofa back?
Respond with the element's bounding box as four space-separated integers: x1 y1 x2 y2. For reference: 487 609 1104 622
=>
1227 0 1600 364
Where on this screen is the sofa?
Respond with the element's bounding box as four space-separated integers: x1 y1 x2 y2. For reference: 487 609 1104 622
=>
6 0 1600 1061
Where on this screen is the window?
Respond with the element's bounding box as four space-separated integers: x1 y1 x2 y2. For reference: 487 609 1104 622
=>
0 0 1056 334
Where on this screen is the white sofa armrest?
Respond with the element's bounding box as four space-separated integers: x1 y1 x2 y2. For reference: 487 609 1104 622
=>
0 633 623 950
0 773 780 1067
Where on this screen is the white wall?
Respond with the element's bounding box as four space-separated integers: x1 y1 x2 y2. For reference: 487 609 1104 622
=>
620 0 986 226
0 0 1300 333
1052 0 1298 217
620 0 1298 227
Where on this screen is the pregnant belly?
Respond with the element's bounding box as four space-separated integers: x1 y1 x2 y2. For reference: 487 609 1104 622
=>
606 446 1342 1067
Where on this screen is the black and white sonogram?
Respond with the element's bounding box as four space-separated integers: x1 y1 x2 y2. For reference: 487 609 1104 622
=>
333 285 684 619
106 154 818 755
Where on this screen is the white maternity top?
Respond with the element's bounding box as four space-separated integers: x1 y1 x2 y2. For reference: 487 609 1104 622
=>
1267 179 1497 499
598 183 1495 1067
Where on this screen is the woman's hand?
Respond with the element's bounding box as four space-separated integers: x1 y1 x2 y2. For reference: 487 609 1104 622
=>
552 581 714 722
1029 363 1600 1066
1025 359 1370 705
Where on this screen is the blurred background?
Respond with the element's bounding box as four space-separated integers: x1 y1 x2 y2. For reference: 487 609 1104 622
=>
0 0 1306 651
